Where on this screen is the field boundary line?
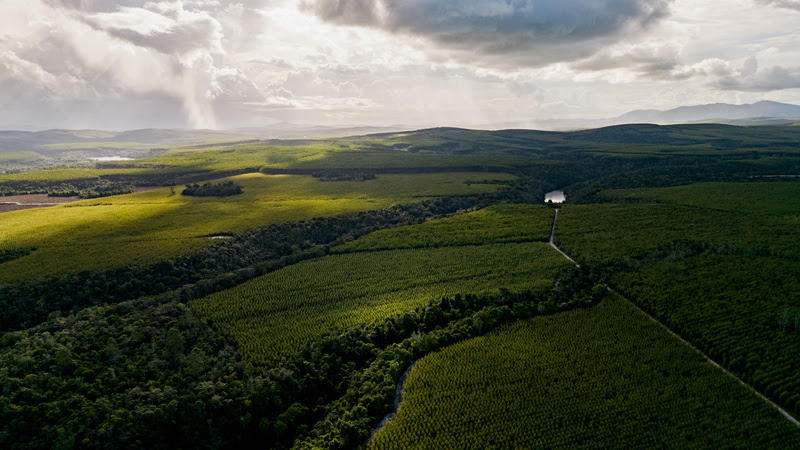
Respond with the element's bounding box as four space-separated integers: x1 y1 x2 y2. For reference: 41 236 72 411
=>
548 208 800 428
612 288 800 428
549 209 578 266
332 238 552 256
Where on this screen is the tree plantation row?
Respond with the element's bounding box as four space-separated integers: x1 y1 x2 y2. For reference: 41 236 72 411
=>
2 125 800 448
0 263 603 448
370 294 800 448
192 242 570 364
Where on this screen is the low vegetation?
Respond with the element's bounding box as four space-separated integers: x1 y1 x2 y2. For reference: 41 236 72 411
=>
0 263 601 449
0 172 512 282
192 242 572 364
556 181 800 421
334 204 554 253
0 195 484 331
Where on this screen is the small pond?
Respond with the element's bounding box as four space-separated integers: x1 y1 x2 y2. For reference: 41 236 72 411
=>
90 156 134 162
544 190 566 204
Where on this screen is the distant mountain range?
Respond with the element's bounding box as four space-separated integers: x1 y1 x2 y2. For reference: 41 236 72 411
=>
531 101 800 130
1 101 798 171
614 100 800 124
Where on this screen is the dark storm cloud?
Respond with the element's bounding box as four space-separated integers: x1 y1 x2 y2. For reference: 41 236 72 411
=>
306 0 673 66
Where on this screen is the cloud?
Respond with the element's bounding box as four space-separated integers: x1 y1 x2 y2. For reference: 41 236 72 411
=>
716 64 800 92
570 43 682 77
754 0 800 11
310 0 383 26
660 56 800 92
85 7 224 57
210 67 266 102
0 50 90 102
0 0 277 129
304 0 673 67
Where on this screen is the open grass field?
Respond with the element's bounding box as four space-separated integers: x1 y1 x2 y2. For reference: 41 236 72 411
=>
0 172 513 282
191 242 571 365
369 293 800 449
333 204 555 253
105 141 534 173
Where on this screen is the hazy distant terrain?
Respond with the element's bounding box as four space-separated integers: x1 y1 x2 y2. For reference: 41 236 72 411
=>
2 101 797 174
533 100 800 130
0 125 404 173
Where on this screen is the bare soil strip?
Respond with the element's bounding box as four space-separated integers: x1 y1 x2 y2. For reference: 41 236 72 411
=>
0 187 161 213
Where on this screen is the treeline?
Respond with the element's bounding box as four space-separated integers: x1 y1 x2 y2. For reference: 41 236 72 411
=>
0 248 35 265
181 181 243 197
0 195 485 331
0 169 249 197
564 160 794 204
312 170 377 182
47 180 135 199
0 171 554 332
1 174 166 197
0 265 604 449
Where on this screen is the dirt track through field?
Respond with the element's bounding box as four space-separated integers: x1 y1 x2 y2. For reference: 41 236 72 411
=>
369 207 799 445
549 209 578 266
548 207 800 429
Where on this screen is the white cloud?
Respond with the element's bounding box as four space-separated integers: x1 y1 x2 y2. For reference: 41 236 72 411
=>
1 0 800 130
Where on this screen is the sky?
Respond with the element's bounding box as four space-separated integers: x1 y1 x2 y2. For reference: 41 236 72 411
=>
1 0 800 130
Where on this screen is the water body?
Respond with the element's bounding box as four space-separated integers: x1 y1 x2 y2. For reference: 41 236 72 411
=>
90 156 134 162
544 190 566 204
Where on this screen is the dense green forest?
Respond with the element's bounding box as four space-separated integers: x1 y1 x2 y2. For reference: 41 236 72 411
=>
1 123 799 448
181 180 243 197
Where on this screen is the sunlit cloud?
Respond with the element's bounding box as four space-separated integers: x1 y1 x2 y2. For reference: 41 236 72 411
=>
0 0 799 130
